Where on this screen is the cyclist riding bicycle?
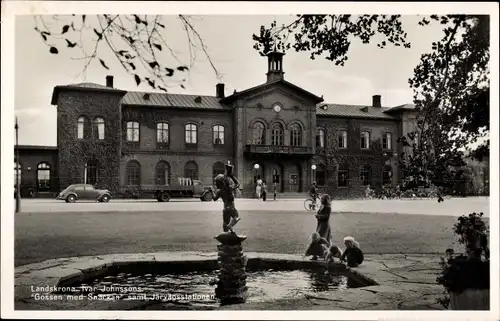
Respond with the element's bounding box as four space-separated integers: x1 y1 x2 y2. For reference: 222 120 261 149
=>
309 181 319 210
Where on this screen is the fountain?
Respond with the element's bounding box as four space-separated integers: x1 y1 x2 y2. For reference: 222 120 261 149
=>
214 232 248 304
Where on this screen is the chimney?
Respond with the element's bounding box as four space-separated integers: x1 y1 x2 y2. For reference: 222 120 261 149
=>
372 95 381 108
106 75 114 88
216 83 225 98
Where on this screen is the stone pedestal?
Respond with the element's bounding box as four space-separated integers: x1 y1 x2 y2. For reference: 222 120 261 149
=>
214 232 248 305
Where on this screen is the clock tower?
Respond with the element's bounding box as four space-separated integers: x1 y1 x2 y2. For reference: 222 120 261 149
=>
266 51 285 83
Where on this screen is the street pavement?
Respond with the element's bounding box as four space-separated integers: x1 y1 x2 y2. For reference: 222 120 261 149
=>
17 196 490 216
14 197 490 267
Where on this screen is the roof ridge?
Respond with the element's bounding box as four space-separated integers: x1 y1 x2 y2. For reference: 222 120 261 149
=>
126 90 217 98
320 103 392 109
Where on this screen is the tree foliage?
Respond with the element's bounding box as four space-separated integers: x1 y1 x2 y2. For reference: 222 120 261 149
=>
253 15 411 65
33 15 219 91
253 14 490 192
401 15 489 190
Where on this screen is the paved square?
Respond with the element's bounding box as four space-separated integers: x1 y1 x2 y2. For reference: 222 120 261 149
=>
14 197 489 267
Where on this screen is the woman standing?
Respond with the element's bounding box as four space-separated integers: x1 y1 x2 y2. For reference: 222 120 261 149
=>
255 177 263 199
315 194 332 243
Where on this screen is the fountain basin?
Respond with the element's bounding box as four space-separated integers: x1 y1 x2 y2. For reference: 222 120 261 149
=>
49 257 375 310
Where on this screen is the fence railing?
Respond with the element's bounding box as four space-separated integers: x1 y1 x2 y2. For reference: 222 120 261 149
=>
245 145 313 154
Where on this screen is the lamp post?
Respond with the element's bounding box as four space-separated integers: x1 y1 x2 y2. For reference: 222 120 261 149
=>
253 164 260 199
253 163 260 182
15 117 21 213
311 164 316 184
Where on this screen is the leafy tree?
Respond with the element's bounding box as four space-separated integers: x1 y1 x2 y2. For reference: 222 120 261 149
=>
33 15 220 91
252 15 490 193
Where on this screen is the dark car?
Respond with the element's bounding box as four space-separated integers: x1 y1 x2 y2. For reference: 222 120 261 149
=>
56 184 112 203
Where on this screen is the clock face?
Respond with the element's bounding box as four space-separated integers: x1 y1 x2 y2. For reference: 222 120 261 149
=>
273 104 282 113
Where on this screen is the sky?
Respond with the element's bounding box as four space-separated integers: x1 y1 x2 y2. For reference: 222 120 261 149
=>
15 14 446 146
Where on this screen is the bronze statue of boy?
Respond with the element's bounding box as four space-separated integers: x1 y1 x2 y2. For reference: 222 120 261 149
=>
210 161 241 233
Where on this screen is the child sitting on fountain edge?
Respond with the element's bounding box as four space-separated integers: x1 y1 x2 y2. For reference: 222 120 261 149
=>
340 236 364 267
305 232 330 260
323 244 343 263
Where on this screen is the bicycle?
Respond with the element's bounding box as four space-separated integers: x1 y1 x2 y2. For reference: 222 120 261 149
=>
304 193 322 212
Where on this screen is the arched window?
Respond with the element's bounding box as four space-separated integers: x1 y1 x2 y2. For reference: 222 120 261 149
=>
360 165 372 186
338 164 349 187
184 161 198 180
290 123 302 146
126 121 140 142
383 132 392 150
37 162 51 190
15 161 21 187
252 122 265 145
360 131 370 149
213 125 225 145
126 160 141 186
94 117 105 140
77 116 90 139
337 130 347 149
157 122 169 144
155 161 171 185
382 165 393 186
185 123 198 144
85 159 99 185
271 123 284 146
316 128 325 148
212 162 226 179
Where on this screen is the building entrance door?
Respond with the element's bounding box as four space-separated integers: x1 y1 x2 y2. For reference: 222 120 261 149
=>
268 164 283 193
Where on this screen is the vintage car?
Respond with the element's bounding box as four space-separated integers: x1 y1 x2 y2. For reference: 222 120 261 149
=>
56 184 112 203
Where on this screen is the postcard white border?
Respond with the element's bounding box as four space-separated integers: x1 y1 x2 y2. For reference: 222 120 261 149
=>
2 1 499 320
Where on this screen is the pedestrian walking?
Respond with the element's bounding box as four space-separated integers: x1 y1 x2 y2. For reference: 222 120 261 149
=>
261 181 267 201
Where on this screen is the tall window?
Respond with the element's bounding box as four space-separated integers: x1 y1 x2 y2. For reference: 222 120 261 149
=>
316 128 325 148
85 160 98 185
338 164 349 187
383 132 392 150
212 162 226 179
15 161 21 187
94 117 105 140
360 131 370 149
360 165 371 186
271 123 284 146
315 164 326 186
338 130 347 149
77 116 90 139
382 165 393 186
290 123 302 146
252 122 265 145
157 122 169 144
213 125 225 145
155 161 170 185
37 162 51 190
185 123 197 144
126 160 141 186
126 121 140 142
184 161 198 180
